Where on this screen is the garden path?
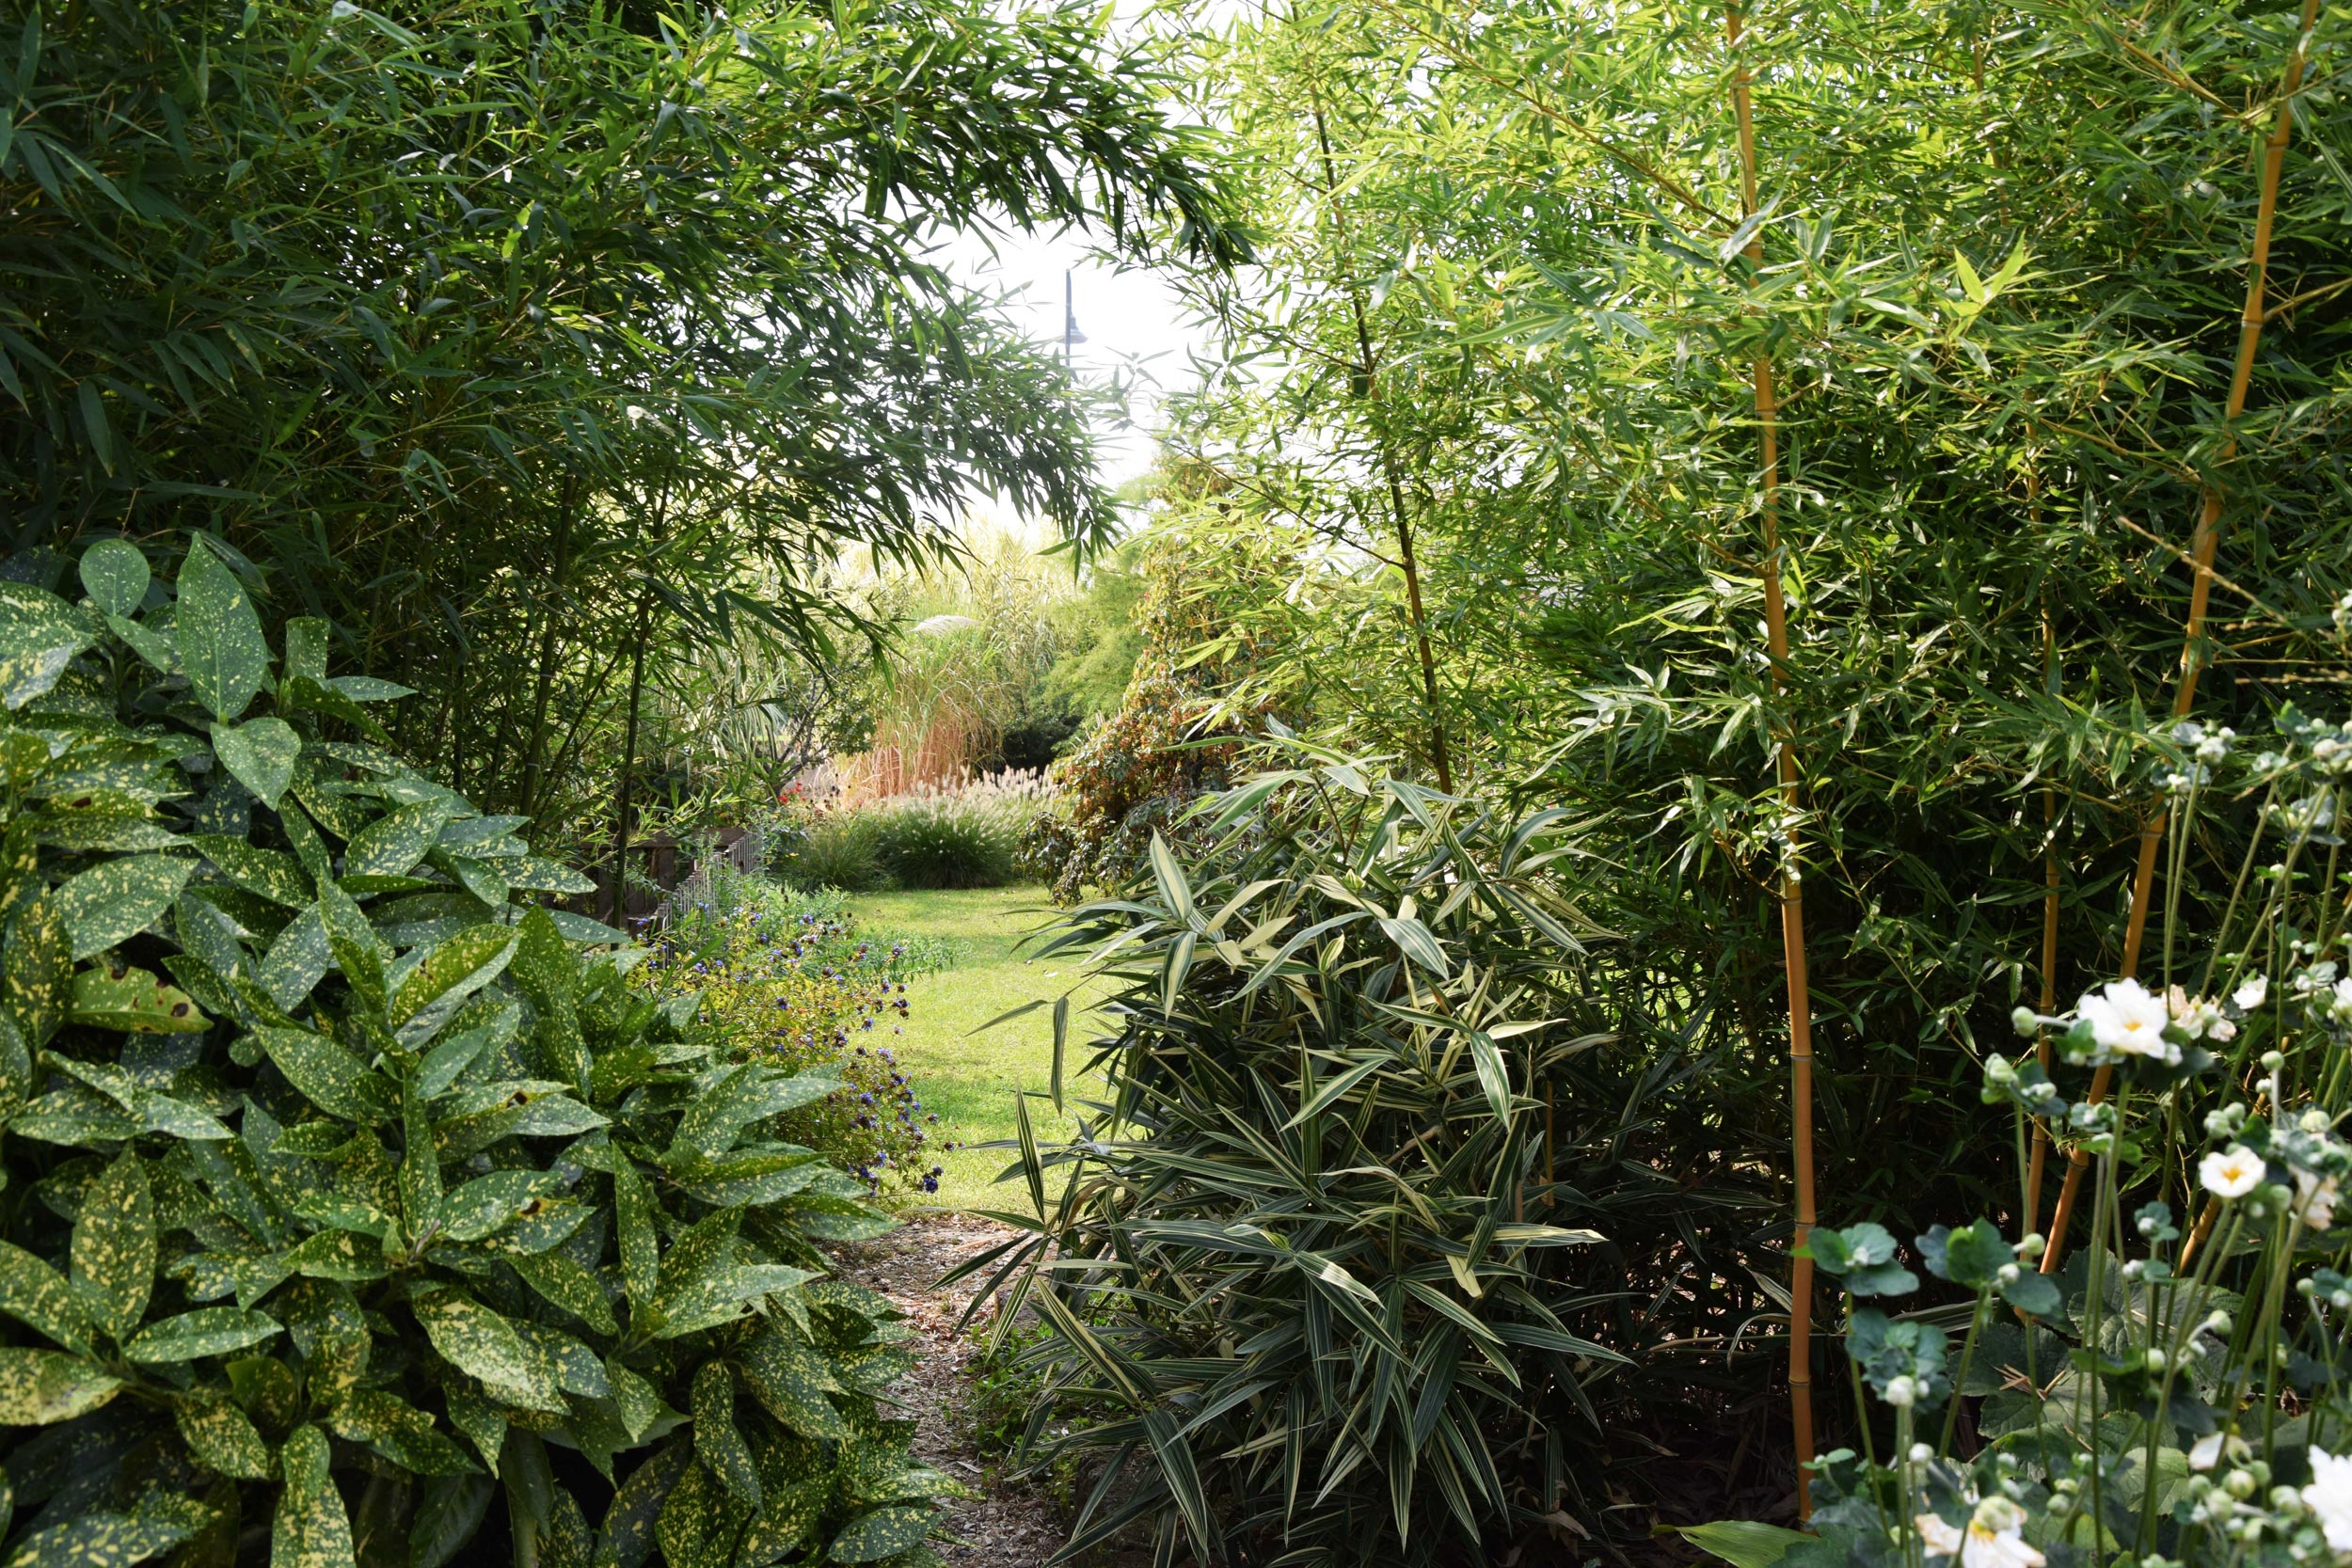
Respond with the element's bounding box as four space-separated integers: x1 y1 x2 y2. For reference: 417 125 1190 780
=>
834 1215 1120 1567
831 887 1135 1564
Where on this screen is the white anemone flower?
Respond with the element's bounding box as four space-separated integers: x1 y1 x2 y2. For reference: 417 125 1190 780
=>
2189 1433 2224 1471
2077 979 2178 1062
2303 1448 2352 1552
1916 1499 2046 1568
2294 1168 2341 1232
2168 985 2228 1040
2201 1146 2265 1199
2234 974 2269 1011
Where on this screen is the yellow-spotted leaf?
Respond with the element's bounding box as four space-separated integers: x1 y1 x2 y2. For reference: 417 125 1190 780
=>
71 1150 153 1341
175 1390 277 1479
0 1347 121 1424
51 852 195 959
389 925 517 1034
210 716 299 811
0 586 96 710
0 894 67 1047
0 1240 89 1353
176 546 269 723
67 963 209 1033
125 1307 281 1363
251 1027 394 1122
410 1290 562 1411
272 1424 357 1568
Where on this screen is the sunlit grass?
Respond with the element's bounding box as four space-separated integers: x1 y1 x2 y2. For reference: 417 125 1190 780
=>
849 884 1112 1214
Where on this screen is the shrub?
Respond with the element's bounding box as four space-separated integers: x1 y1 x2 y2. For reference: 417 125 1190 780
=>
981 743 1728 1564
1704 712 2352 1568
637 893 947 1192
864 772 1049 891
0 542 950 1568
780 811 887 893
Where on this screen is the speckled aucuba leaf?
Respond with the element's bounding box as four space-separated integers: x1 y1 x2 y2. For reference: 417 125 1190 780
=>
327 1389 476 1476
652 1264 815 1340
507 1247 616 1336
175 1389 278 1480
256 906 329 1012
387 923 516 1033
441 1384 506 1475
398 1081 441 1245
209 717 299 813
4 893 71 1047
125 1306 283 1363
0 586 96 710
79 538 151 617
0 1347 122 1424
250 1027 394 1122
341 801 450 886
610 1160 659 1312
690 1362 761 1507
653 1459 748 1568
436 1168 564 1244
66 963 211 1034
0 1011 29 1119
824 1504 935 1563
271 1424 357 1568
175 545 269 724
601 1442 691 1568
0 1501 200 1568
0 1241 88 1353
52 852 198 958
187 836 312 909
409 1290 563 1411
736 1333 848 1440
606 1359 664 1445
313 879 385 1014
71 1150 153 1341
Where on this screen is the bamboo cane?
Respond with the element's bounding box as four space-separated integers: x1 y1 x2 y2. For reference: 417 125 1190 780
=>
1726 5 1818 1515
2040 0 2319 1274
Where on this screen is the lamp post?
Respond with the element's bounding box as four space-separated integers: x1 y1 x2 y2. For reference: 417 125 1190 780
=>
1063 269 1087 369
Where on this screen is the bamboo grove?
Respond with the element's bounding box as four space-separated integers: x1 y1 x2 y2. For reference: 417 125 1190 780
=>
1098 0 2352 1538
0 0 1247 878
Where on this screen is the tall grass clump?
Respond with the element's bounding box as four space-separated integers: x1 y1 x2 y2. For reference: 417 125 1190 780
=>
1700 709 2352 1568
865 770 1052 890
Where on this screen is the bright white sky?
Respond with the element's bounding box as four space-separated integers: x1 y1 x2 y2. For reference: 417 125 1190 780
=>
938 223 1216 545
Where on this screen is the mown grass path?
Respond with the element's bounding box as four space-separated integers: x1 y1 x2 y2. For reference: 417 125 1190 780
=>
850 886 1108 1213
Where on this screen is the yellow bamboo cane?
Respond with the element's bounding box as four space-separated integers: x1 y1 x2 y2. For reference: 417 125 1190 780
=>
1726 4 1818 1514
2042 0 2320 1275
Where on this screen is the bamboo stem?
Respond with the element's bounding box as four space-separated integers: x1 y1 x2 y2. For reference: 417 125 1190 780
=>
1727 5 1817 1515
2041 0 2318 1274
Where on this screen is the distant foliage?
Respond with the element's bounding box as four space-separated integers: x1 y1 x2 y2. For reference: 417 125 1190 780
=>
1022 529 1263 901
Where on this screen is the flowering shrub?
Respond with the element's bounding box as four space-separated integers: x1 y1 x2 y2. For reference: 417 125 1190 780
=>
1707 708 2352 1568
635 889 950 1192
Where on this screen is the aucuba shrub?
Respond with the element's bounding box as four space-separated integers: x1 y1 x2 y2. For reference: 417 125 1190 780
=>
635 896 945 1193
1701 711 2352 1568
0 541 950 1568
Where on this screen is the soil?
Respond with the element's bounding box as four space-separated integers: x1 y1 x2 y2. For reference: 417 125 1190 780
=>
833 1214 1100 1568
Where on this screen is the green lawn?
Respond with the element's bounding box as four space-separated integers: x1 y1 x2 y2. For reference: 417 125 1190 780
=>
850 886 1111 1213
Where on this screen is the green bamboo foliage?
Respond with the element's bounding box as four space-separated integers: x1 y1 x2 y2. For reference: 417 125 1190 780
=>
2039 0 2326 1277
